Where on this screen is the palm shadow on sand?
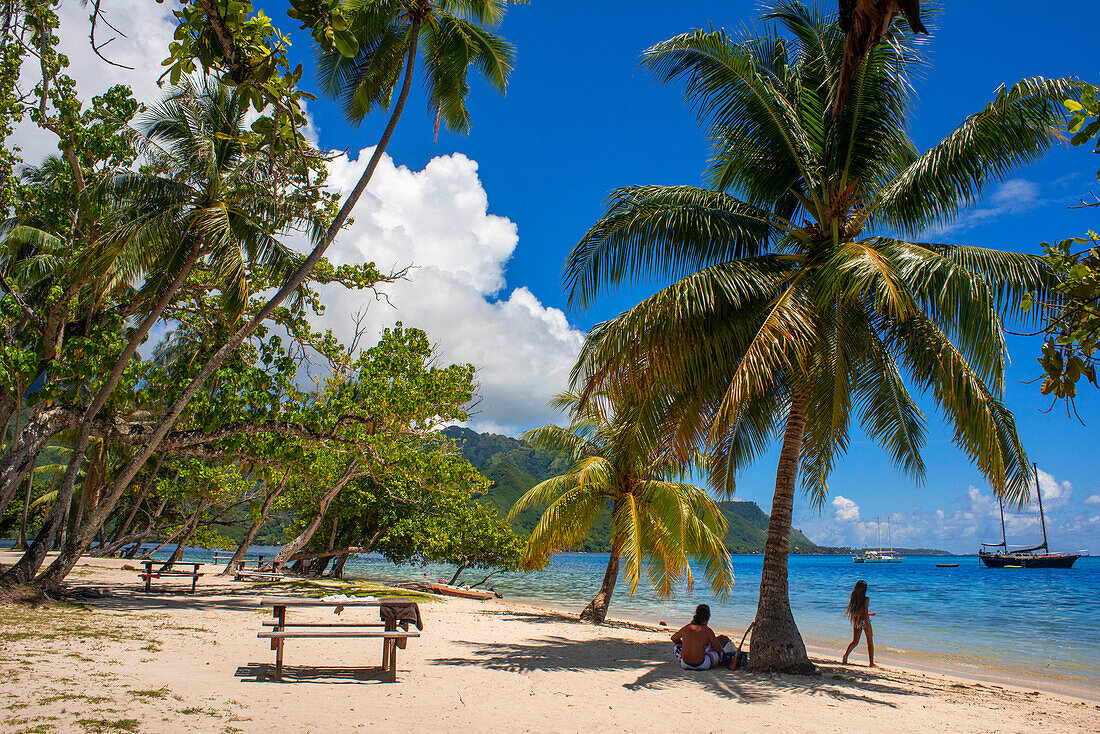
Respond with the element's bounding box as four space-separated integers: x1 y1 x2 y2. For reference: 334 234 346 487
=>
431 612 930 706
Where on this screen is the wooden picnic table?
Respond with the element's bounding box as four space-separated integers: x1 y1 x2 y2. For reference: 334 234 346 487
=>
258 596 421 682
212 551 267 569
138 560 204 593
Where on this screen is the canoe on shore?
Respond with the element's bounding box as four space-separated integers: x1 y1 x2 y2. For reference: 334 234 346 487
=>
428 582 495 600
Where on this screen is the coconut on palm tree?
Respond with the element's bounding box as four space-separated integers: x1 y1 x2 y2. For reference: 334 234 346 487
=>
564 2 1077 670
509 391 734 623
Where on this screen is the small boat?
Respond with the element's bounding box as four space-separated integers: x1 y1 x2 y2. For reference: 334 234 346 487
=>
427 582 495 600
936 563 959 568
853 517 903 563
978 463 1088 569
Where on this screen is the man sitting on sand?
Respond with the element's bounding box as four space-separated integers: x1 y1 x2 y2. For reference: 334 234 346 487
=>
671 604 732 670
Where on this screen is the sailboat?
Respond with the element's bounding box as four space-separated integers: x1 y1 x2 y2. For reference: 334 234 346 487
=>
979 463 1088 569
853 517 903 563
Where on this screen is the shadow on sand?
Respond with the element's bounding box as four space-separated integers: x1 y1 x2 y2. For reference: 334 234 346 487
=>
234 663 395 684
431 624 929 706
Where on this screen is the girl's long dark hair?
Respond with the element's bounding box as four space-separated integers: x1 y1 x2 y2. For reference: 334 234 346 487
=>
845 580 868 625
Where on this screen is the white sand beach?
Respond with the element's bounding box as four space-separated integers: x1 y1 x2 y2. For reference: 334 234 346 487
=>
1 553 1097 734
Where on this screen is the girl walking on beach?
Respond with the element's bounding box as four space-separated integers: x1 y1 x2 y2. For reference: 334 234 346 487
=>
842 580 877 666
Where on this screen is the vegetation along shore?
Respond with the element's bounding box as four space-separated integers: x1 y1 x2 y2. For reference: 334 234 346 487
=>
2 0 1099 731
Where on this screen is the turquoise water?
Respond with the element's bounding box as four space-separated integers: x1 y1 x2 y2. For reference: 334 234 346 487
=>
27 540 1094 685
339 551 1100 684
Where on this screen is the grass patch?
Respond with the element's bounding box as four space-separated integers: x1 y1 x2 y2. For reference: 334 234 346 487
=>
128 687 170 700
76 718 140 733
178 706 217 716
40 693 112 706
0 603 153 648
16 724 55 734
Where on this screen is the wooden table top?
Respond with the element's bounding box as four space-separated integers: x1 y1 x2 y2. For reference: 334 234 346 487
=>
260 596 396 608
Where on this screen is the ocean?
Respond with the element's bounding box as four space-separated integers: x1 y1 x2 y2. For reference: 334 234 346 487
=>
338 551 1100 686
9 540 1095 687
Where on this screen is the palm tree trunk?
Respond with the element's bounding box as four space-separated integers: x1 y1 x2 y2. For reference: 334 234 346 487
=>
16 464 34 549
580 537 622 624
220 472 290 575
1 247 201 586
19 21 424 593
108 455 163 547
749 388 815 674
267 461 359 571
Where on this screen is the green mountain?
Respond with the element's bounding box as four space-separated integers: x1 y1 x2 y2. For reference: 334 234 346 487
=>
444 426 823 554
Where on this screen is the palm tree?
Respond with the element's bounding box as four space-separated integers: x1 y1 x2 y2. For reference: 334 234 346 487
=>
564 2 1077 670
19 0 524 592
2 78 312 586
509 391 734 623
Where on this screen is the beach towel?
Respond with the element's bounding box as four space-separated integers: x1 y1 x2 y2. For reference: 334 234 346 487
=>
380 598 423 649
674 643 720 671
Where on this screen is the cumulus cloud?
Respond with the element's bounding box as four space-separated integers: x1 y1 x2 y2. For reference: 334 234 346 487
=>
12 0 176 165
832 496 861 523
309 149 585 435
1084 494 1100 507
11 3 318 164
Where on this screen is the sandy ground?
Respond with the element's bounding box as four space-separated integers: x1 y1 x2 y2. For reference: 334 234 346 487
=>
1 553 1098 734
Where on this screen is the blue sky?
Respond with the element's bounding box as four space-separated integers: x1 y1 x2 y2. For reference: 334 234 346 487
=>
34 1 1100 553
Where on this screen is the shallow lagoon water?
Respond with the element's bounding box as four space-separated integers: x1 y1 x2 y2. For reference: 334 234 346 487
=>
339 551 1100 684
32 540 1094 685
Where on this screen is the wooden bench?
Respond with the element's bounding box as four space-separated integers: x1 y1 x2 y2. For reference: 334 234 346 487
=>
138 560 204 593
215 552 267 570
259 596 421 682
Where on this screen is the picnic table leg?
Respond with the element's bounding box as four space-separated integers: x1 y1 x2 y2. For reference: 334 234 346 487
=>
144 573 151 593
274 606 286 681
382 619 394 672
388 636 398 683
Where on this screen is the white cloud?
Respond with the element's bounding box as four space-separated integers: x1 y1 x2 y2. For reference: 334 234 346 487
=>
934 178 1042 236
310 149 585 435
797 469 1098 552
11 0 177 165
832 495 861 523
1032 467 1072 510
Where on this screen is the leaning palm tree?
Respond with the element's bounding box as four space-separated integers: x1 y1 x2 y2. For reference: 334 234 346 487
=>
509 391 734 623
20 0 524 591
2 78 311 586
565 2 1077 670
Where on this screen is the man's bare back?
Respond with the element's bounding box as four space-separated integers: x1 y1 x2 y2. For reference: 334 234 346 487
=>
671 622 725 666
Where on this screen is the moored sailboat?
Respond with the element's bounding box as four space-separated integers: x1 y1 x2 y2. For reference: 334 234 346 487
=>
979 464 1088 569
853 517 903 563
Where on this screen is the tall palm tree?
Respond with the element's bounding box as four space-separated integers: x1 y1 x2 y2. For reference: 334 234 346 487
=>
22 0 524 591
564 2 1076 670
510 391 734 623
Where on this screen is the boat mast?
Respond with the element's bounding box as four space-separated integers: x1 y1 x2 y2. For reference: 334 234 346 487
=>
997 498 1007 551
875 516 881 552
1033 462 1048 552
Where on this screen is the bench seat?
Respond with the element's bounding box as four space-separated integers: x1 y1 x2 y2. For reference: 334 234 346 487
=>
138 568 204 593
258 628 419 682
262 621 388 628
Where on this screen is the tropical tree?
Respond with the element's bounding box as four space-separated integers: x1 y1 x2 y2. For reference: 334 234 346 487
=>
565 2 1076 669
3 0 523 591
509 391 734 623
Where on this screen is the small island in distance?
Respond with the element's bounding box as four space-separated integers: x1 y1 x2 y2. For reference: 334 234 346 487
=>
443 427 951 556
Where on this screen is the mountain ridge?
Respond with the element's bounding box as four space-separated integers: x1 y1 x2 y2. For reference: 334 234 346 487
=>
443 426 822 554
